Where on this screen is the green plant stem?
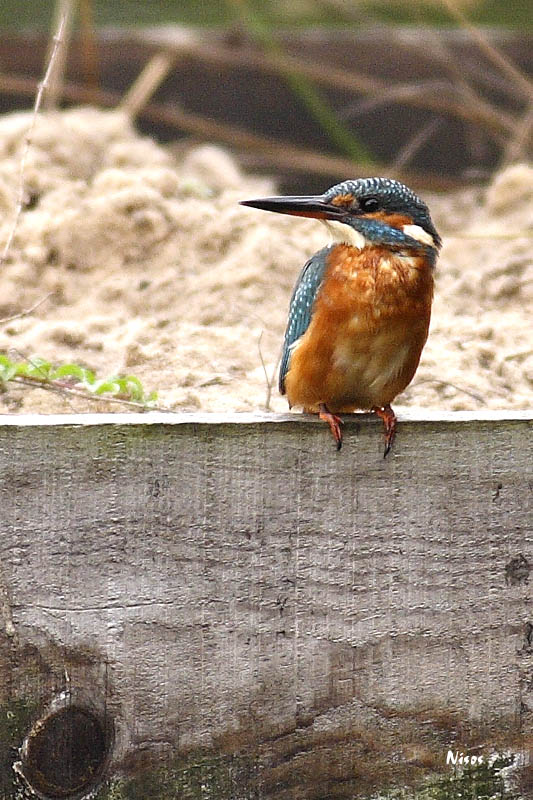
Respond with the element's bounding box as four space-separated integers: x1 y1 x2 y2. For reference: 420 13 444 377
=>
226 0 375 165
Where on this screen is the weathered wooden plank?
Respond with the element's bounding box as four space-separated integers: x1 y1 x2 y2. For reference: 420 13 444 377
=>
0 411 532 799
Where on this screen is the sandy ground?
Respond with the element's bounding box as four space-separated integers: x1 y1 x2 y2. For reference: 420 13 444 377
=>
0 107 531 415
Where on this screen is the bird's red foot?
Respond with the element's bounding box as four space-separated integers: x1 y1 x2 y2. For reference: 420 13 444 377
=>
372 404 397 458
318 403 343 450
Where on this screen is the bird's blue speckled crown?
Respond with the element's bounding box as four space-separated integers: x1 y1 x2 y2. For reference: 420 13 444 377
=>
324 177 441 249
324 177 420 208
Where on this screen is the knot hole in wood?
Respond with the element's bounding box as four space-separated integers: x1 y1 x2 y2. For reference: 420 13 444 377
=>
16 692 113 799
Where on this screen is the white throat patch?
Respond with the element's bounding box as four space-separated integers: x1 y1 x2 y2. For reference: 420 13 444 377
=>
323 219 435 249
323 219 368 249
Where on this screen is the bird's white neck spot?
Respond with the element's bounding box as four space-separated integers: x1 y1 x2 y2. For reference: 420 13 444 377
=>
402 224 435 247
323 220 368 249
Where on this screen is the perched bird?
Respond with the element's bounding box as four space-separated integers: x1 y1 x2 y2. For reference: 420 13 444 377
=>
240 177 441 455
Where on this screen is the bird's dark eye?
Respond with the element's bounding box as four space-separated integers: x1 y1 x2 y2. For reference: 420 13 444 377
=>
359 196 379 212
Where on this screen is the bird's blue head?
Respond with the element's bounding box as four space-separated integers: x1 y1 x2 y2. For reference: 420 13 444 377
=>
241 176 441 254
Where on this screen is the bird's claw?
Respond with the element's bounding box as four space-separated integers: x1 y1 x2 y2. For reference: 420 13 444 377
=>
372 404 397 458
318 404 343 450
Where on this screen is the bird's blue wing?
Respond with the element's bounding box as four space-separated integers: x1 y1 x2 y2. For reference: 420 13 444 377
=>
279 246 332 395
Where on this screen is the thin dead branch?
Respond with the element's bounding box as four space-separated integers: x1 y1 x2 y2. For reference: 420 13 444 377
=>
143 97 461 190
43 0 77 109
3 348 166 412
392 118 442 171
341 80 451 118
0 13 68 267
420 28 517 145
79 0 100 89
257 330 272 411
258 331 282 412
438 51 523 99
0 293 54 325
134 30 517 139
9 376 172 412
441 0 533 102
414 378 484 403
119 50 177 118
502 103 533 164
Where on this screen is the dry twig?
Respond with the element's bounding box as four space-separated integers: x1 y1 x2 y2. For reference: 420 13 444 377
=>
10 376 174 412
119 50 177 118
257 331 272 411
79 0 100 89
392 118 442 171
420 28 515 148
441 0 533 102
414 378 485 403
44 0 77 109
0 293 54 325
0 12 67 266
502 104 533 165
258 331 282 412
135 29 517 139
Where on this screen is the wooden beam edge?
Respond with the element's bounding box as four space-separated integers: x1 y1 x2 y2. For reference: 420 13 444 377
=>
0 408 531 428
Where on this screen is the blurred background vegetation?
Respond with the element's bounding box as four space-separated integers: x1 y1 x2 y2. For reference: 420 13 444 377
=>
0 0 531 189
1 0 532 30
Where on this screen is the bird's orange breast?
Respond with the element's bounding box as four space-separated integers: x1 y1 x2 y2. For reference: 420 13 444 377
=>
284 244 434 412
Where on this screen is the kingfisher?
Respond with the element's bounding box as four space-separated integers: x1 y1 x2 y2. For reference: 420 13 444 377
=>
240 177 441 456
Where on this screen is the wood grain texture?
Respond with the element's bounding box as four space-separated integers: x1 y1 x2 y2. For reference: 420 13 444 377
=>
0 411 532 798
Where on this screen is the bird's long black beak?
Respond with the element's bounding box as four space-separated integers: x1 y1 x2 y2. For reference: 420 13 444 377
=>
240 195 346 221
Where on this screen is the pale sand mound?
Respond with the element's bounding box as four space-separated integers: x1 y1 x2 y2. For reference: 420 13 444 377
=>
0 107 531 414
